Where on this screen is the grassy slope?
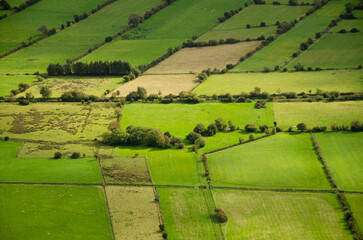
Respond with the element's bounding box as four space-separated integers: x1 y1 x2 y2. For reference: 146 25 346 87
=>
213 189 352 240
82 0 250 65
208 133 331 189
0 0 162 74
0 141 102 184
232 0 348 72
315 132 363 191
158 188 217 240
0 75 38 96
0 184 113 240
193 70 363 95
345 194 363 235
273 101 363 128
0 0 105 54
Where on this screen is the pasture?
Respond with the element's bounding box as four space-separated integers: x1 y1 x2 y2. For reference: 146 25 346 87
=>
273 101 363 129
145 42 261 74
207 133 331 189
193 70 363 95
105 186 161 240
212 189 352 240
329 19 363 33
0 75 38 96
158 188 217 240
315 132 363 191
345 194 363 235
0 184 113 240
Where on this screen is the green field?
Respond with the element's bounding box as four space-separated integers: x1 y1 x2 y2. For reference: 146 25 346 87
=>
208 133 331 189
82 0 250 66
353 9 363 18
232 0 349 72
0 141 102 184
330 19 363 33
0 0 162 74
7 0 27 7
274 101 363 128
193 70 363 95
212 189 352 240
198 27 276 42
345 194 363 235
0 184 113 240
158 188 217 240
315 132 363 191
0 0 105 54
287 33 363 69
0 75 38 96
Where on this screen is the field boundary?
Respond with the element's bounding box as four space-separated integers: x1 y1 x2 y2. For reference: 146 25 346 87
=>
210 185 335 193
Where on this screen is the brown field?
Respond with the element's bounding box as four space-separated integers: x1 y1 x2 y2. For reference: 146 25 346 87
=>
106 186 162 240
145 41 261 74
110 74 199 97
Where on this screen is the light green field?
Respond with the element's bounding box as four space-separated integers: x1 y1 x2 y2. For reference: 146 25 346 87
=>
0 75 38 96
315 132 363 191
19 76 124 98
353 9 363 18
345 194 363 235
0 102 115 141
82 0 250 66
274 101 363 128
7 0 27 7
208 133 331 189
232 0 349 72
194 70 363 95
0 141 102 184
158 188 217 240
0 0 105 54
213 189 352 240
287 33 363 69
0 0 162 74
198 27 276 42
330 19 363 33
0 184 113 240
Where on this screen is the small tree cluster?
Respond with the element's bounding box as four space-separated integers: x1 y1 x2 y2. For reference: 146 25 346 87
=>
126 87 147 101
253 0 266 4
218 6 244 23
214 208 228 223
9 82 30 96
0 0 10 10
14 0 40 12
254 100 266 109
277 21 295 34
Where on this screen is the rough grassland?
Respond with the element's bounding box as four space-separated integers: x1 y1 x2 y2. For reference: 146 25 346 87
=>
287 33 363 69
213 189 352 240
110 74 198 97
345 194 363 235
0 102 115 141
0 0 105 54
0 75 37 96
193 70 363 95
273 101 363 128
315 132 363 191
106 186 161 240
0 184 113 240
158 188 217 240
0 141 102 184
232 0 348 71
0 0 162 74
208 133 331 189
145 42 261 74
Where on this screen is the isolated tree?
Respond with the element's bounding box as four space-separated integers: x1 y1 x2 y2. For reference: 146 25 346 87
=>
214 208 228 223
128 13 143 27
37 24 49 35
40 86 52 98
297 123 307 132
245 124 258 132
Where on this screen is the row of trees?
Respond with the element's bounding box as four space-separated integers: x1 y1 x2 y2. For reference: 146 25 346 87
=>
13 0 40 12
218 5 246 23
295 121 363 132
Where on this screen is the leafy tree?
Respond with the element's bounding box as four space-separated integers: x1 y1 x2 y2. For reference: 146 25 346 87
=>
71 152 81 159
0 0 10 10
54 152 62 159
259 125 269 133
194 123 206 135
195 137 206 148
228 120 236 131
40 86 52 98
215 117 227 131
351 120 363 132
300 42 309 51
288 0 298 5
207 123 218 136
214 208 228 223
245 124 258 132
18 83 29 92
137 87 147 99
297 123 307 132
37 24 49 35
128 13 143 27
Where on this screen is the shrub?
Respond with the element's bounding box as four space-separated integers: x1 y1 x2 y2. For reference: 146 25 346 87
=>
259 125 269 133
18 99 30 105
254 100 266 109
288 0 298 5
186 131 201 144
105 36 112 42
300 42 309 51
54 152 62 159
40 86 52 98
195 137 207 148
198 72 208 82
351 120 363 131
228 120 237 131
159 224 165 232
71 152 81 159
214 208 228 223
162 232 168 239
350 28 360 33
215 117 227 131
297 123 307 132
246 24 250 28
339 29 347 33
249 134 255 141
239 137 244 144
226 64 234 70
260 22 266 27
194 123 206 135
253 0 266 4
245 124 258 132
207 123 218 136
128 13 143 27
315 32 322 39
61 90 88 102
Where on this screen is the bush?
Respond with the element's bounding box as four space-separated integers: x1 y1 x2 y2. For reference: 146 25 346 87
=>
254 100 266 109
194 123 206 135
61 90 88 102
239 137 244 144
249 134 255 141
198 72 208 83
350 28 360 33
71 152 81 159
215 117 227 131
226 64 234 70
214 208 228 223
228 120 237 131
40 86 52 98
128 13 143 27
245 124 258 132
339 29 347 33
54 152 62 159
105 36 112 42
162 232 168 239
260 22 266 27
186 131 201 144
300 42 309 51
207 123 218 136
259 125 269 133
297 123 307 132
18 99 30 105
195 137 207 148
351 120 363 131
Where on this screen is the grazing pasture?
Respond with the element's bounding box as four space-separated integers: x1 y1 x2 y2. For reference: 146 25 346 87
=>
0 184 113 240
315 132 363 191
145 42 261 74
329 19 363 33
193 70 363 95
0 75 37 96
158 188 217 240
212 189 352 240
105 186 161 240
273 101 363 129
207 133 331 189
345 194 363 235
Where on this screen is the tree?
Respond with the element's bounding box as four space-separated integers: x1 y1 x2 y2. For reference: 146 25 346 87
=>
288 0 298 5
297 123 307 132
194 123 206 135
195 137 206 148
54 152 62 159
228 120 236 131
186 131 201 144
0 0 10 10
215 117 227 131
18 83 29 92
245 124 258 132
351 120 362 132
37 24 49 35
137 86 147 99
259 125 269 133
207 123 218 136
214 208 228 223
300 42 309 51
128 13 143 27
40 86 52 98
71 152 81 159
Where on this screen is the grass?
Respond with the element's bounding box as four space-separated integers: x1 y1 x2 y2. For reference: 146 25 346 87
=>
193 70 363 95
315 132 363 191
0 102 116 141
232 0 349 72
105 186 161 240
0 75 38 96
353 9 363 18
0 0 162 74
0 184 113 240
208 133 331 189
0 141 102 184
7 0 27 7
101 156 152 185
273 101 363 129
158 188 217 240
330 19 363 33
287 32 363 69
0 0 105 54
345 194 363 235
212 189 353 240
